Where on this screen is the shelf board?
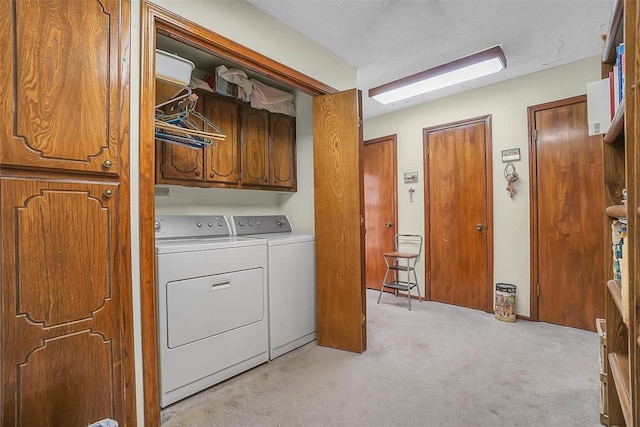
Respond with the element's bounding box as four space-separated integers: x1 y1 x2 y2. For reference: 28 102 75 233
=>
604 102 625 144
608 352 632 426
607 279 624 321
602 0 624 63
606 204 627 219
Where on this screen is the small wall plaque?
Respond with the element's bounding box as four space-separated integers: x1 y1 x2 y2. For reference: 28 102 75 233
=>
404 171 418 184
501 148 521 162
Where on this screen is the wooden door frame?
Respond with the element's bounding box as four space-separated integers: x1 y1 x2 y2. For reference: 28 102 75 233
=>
422 115 494 311
363 134 398 289
527 94 589 322
140 3 336 424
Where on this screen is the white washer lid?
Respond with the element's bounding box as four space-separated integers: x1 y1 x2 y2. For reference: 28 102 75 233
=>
262 234 315 245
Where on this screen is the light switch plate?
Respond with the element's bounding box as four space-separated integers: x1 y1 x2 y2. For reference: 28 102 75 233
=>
155 187 170 196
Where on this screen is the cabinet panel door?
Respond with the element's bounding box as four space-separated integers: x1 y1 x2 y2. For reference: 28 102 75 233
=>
1 178 125 426
160 143 205 182
0 0 127 175
240 105 270 186
204 94 239 184
270 114 296 190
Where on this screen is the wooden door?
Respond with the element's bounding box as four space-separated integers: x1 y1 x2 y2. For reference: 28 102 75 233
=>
1 178 125 426
424 116 493 311
240 105 270 186
204 93 240 184
313 89 366 353
0 0 125 175
364 135 398 290
270 113 296 189
532 98 604 331
158 143 205 182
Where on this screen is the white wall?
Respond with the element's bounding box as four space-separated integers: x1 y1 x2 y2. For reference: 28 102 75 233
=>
130 1 356 424
363 56 602 317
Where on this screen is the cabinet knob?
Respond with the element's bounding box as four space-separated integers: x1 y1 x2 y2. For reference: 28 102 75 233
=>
210 172 215 178
103 189 114 198
274 179 278 183
264 177 268 183
103 159 113 169
195 171 201 176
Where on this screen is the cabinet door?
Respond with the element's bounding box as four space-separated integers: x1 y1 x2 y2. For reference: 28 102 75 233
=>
1 178 126 426
240 105 270 186
204 94 240 184
159 143 205 182
0 0 127 175
270 113 297 190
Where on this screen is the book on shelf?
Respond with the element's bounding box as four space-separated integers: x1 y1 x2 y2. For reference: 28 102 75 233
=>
617 42 625 103
587 77 612 135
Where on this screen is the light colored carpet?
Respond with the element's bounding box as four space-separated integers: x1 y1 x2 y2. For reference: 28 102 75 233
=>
161 289 601 426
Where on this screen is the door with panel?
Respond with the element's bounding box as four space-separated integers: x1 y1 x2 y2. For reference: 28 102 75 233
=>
424 116 493 311
204 93 240 184
1 178 125 426
240 104 270 186
270 113 296 189
532 97 604 331
364 135 398 290
313 89 366 353
0 0 125 175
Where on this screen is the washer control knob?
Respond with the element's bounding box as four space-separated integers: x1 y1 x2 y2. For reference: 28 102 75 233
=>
256 221 261 227
208 222 213 227
277 220 285 227
248 221 253 227
218 221 223 227
196 222 202 228
238 221 245 227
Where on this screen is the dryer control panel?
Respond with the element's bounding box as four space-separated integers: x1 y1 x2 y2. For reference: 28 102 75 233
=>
155 215 231 239
232 215 292 236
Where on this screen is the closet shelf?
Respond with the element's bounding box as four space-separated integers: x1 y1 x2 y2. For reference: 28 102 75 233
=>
604 102 625 144
606 204 627 219
608 352 632 426
602 0 624 63
607 279 624 321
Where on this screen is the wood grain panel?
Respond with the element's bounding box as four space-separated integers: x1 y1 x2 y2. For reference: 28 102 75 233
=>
535 100 604 331
204 93 239 184
425 119 490 310
161 144 204 181
364 135 397 290
1 0 124 174
16 190 110 326
19 331 113 427
240 105 269 186
1 178 124 426
270 113 296 189
313 89 365 353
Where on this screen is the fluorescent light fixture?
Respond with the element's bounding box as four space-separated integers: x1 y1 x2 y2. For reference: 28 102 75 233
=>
369 45 507 104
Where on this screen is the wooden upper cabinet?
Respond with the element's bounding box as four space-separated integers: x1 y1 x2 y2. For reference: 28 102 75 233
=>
0 0 126 175
240 104 270 186
270 113 296 189
204 94 239 184
1 177 125 425
159 143 205 182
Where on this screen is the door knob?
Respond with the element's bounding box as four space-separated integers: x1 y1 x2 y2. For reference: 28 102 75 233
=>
475 223 485 231
385 222 393 228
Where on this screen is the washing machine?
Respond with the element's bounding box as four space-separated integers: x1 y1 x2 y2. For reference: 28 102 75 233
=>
231 215 316 360
155 215 268 407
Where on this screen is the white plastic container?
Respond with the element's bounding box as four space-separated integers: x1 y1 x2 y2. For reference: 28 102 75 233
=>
155 49 195 87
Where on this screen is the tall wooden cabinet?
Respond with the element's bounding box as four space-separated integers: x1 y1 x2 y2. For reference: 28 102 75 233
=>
602 0 640 425
0 0 135 425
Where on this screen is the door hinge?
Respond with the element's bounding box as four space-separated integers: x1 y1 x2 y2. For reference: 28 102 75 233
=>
536 283 540 296
428 270 431 279
160 163 164 174
426 145 430 156
534 129 538 141
358 119 363 128
362 313 366 323
360 215 365 226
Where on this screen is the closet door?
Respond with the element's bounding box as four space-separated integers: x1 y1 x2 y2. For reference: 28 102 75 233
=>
313 89 366 353
0 0 126 175
1 178 125 426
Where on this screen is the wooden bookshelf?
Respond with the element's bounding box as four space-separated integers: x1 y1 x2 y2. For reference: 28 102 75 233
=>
601 0 639 425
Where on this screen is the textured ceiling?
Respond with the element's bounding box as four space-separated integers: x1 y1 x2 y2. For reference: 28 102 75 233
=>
246 0 614 118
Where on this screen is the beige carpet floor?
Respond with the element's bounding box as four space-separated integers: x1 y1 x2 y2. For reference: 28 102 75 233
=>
161 289 601 426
